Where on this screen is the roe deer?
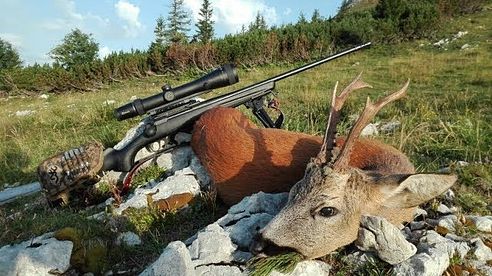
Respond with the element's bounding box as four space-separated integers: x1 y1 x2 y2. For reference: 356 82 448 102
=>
191 74 456 259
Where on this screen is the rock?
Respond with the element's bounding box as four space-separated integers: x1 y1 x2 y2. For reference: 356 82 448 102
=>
39 94 49 99
437 204 453 215
380 121 400 133
0 233 72 275
155 147 193 172
471 238 492 262
461 44 470 50
175 132 192 144
15 110 35 117
268 260 330 276
116 232 142 246
139 241 194 276
474 262 492 276
114 167 200 215
393 248 449 276
444 189 455 201
419 230 470 259
188 223 237 266
190 155 211 188
114 122 146 150
225 213 274 250
410 221 427 231
344 251 378 269
356 216 416 265
227 192 288 217
454 31 468 39
438 215 457 232
466 216 492 232
361 123 379 136
195 265 244 276
414 208 428 218
103 100 116 105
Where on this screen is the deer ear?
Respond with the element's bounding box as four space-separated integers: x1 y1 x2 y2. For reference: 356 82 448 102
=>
378 174 457 208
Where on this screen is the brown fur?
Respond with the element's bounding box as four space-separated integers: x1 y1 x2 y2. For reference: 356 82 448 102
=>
191 107 414 206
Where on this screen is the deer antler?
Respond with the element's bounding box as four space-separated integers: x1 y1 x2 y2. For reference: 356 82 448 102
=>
332 79 410 172
315 73 372 165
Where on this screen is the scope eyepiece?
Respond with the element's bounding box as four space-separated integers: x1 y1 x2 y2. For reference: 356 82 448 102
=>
114 64 238 121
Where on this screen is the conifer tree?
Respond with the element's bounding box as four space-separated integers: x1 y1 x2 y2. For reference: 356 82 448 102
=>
195 0 214 43
154 15 166 46
298 12 307 24
165 0 191 44
311 9 322 22
249 11 267 31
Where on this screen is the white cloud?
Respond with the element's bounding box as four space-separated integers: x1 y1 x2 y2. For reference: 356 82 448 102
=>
115 0 144 38
184 0 277 33
0 33 23 49
99 46 113 59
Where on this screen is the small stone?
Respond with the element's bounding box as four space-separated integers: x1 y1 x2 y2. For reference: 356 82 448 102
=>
437 204 453 215
380 121 400 133
410 221 427 231
15 110 35 117
466 216 492 232
39 94 49 99
139 241 194 276
195 265 243 275
344 251 377 269
438 215 457 232
116 232 142 246
103 100 116 105
393 248 449 276
188 223 237 266
356 216 416 265
361 123 379 136
461 44 470 50
414 208 428 218
471 238 492 262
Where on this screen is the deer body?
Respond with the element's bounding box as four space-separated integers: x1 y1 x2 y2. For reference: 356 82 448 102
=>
191 107 415 206
191 75 456 259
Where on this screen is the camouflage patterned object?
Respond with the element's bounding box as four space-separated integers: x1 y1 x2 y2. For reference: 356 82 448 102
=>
37 141 105 204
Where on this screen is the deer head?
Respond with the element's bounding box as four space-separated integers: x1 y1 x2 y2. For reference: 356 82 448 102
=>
251 74 457 259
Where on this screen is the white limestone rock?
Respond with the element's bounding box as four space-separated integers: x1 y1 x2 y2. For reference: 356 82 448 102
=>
471 238 492 262
114 167 200 215
0 233 72 276
139 241 194 276
418 230 470 259
188 223 237 266
190 155 211 188
195 265 244 276
356 215 416 265
437 215 458 232
270 260 331 276
361 123 379 136
116 231 142 246
436 204 453 215
393 248 450 276
466 216 492 233
225 213 274 250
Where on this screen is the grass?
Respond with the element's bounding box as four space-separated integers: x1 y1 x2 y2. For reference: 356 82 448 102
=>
0 5 491 275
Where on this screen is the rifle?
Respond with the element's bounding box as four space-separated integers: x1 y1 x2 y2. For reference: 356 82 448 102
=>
38 43 371 204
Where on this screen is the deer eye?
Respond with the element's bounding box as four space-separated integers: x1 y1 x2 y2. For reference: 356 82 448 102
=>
319 207 338 217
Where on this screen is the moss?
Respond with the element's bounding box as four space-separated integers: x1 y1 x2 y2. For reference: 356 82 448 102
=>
131 164 167 189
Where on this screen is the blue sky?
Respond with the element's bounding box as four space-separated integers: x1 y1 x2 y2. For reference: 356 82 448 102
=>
0 0 344 65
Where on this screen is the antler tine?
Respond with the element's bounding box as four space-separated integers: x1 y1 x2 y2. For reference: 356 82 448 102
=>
333 79 410 171
315 73 372 165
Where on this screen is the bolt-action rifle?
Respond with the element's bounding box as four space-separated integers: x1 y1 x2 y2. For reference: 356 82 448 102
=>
37 43 371 204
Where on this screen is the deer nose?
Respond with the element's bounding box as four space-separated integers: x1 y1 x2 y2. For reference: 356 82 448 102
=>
250 233 287 256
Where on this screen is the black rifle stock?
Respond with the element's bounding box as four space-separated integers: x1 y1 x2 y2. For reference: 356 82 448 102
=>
102 42 371 172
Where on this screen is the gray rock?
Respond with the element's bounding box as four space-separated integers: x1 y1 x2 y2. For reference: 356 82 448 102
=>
139 241 194 276
195 265 244 276
175 132 192 144
227 192 288 217
190 155 211 188
225 213 274 250
356 215 416 265
380 121 400 133
188 223 237 266
414 208 428 218
393 248 449 276
475 263 492 276
114 168 200 214
437 215 457 232
343 251 378 269
269 260 331 276
116 231 142 246
444 189 455 201
410 221 427 231
361 123 379 136
471 238 492 262
419 230 470 259
0 233 72 275
466 216 492 232
436 204 453 215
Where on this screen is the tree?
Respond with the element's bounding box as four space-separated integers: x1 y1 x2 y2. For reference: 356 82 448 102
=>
195 0 214 43
249 11 267 31
0 38 22 69
49 29 99 69
165 0 191 44
154 15 167 46
311 9 322 23
298 12 307 24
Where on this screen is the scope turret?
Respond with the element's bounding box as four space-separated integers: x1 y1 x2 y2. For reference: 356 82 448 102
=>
115 64 238 121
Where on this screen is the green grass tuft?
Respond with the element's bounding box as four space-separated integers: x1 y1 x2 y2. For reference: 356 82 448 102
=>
247 252 303 276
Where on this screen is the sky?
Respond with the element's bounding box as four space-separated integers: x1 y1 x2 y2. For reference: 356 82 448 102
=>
0 0 344 66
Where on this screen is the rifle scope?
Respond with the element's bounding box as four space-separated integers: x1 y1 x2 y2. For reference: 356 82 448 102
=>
114 64 238 120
